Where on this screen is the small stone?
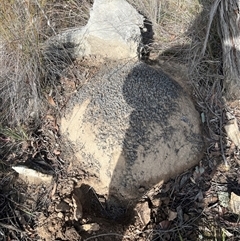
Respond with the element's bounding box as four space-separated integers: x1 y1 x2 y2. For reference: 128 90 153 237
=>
57 212 64 219
12 166 53 186
168 210 177 221
151 198 162 207
82 218 87 224
218 191 229 208
81 223 100 233
65 227 80 240
135 201 151 226
48 225 55 233
138 187 145 193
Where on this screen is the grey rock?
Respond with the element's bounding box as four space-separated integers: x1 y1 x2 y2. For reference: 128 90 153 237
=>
44 0 144 67
61 60 204 202
12 165 53 186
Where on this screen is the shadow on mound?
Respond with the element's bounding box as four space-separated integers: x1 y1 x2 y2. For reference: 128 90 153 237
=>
108 63 182 204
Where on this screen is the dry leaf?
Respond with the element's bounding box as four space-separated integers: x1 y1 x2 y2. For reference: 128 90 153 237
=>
224 118 240 148
168 210 177 221
192 166 205 181
47 95 56 107
53 149 61 155
229 192 240 214
159 220 170 230
203 196 218 206
222 228 234 237
51 181 57 198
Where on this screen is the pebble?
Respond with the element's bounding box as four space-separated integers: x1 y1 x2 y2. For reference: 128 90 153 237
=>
57 212 64 219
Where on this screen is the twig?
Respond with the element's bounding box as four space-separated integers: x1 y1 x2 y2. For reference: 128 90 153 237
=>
84 233 130 241
219 108 229 167
0 221 24 234
201 0 221 57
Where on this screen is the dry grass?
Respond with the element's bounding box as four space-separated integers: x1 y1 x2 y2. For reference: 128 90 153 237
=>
0 2 90 239
0 0 91 126
127 0 202 55
130 0 239 240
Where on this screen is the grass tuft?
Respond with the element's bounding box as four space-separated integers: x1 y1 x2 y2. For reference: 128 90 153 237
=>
0 0 91 126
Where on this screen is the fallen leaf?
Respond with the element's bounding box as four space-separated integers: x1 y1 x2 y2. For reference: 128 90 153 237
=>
168 210 177 221
222 228 234 237
229 192 240 215
159 220 170 230
224 118 240 148
51 181 57 198
47 95 56 107
203 196 218 206
192 166 205 181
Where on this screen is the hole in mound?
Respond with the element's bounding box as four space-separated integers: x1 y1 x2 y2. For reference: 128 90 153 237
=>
74 184 135 224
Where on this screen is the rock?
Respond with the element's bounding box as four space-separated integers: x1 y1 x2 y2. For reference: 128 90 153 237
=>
136 201 151 226
44 0 145 66
83 0 144 59
218 191 229 208
64 227 80 240
12 165 53 186
224 117 240 148
57 212 64 219
168 210 177 221
81 223 100 233
61 60 204 202
151 198 162 208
